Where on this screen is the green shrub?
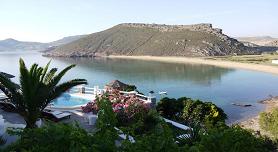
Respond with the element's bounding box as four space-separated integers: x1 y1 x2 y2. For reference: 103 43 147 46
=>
116 100 150 128
157 97 227 127
118 108 165 137
182 99 227 127
156 97 184 120
259 108 278 139
124 85 137 92
120 120 181 152
188 126 276 152
94 95 119 152
3 123 95 152
128 110 163 136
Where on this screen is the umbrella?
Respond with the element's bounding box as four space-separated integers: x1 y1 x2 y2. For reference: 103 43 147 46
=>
0 72 15 79
105 80 130 90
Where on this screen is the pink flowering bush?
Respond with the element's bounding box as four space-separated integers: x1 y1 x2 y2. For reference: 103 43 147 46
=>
81 100 98 114
116 99 150 127
81 89 151 128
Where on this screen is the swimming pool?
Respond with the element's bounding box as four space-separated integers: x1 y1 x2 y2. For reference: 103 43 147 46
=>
51 93 92 108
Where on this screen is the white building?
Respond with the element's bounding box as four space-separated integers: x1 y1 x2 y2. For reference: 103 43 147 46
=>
272 60 278 64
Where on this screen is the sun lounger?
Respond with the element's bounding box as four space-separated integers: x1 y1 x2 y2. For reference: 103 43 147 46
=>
42 109 71 122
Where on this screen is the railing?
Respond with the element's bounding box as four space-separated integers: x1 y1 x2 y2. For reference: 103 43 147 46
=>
119 90 156 104
163 118 191 130
116 117 191 143
72 85 157 105
71 86 105 95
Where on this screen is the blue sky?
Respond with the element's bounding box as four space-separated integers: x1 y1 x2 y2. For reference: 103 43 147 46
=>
0 0 277 42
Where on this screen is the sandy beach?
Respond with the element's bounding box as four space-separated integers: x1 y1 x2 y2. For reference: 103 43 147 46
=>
109 56 278 75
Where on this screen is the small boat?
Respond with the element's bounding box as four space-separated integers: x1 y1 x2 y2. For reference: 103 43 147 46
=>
159 91 167 95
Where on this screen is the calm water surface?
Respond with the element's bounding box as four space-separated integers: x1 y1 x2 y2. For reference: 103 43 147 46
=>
1 52 278 123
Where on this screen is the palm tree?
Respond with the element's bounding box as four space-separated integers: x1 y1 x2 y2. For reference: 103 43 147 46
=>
0 58 87 128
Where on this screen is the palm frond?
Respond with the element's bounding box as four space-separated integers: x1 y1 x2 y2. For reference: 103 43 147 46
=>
0 73 18 99
40 60 51 82
30 63 38 78
50 79 87 100
43 68 58 84
41 79 87 110
19 59 32 105
50 64 76 86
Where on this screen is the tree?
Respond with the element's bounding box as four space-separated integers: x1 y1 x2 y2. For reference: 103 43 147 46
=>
0 59 87 128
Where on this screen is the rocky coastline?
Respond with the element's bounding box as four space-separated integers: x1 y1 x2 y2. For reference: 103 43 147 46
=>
239 96 278 137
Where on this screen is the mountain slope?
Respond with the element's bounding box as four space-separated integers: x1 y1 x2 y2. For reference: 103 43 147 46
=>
0 35 86 52
48 35 87 46
0 38 48 51
267 40 278 47
45 23 251 57
237 36 278 46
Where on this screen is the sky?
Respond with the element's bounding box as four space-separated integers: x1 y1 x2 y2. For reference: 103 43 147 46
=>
0 0 277 42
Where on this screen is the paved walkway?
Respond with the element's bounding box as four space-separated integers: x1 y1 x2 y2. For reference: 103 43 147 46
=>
0 109 25 125
59 110 96 131
0 108 95 130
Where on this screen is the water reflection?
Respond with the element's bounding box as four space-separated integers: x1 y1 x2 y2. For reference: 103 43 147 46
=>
54 57 234 86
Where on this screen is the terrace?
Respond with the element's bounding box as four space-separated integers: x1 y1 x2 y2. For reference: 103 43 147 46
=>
0 83 190 146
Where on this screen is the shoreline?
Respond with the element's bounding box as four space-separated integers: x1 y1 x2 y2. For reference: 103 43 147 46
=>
108 55 278 75
239 96 278 136
108 55 278 132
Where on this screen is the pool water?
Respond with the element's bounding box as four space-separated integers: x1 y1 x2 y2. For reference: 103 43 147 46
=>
51 93 91 108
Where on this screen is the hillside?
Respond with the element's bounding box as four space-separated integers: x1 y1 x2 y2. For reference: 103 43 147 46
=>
267 40 278 47
48 35 87 46
237 36 278 46
0 38 48 52
237 36 278 52
0 35 86 52
45 23 252 57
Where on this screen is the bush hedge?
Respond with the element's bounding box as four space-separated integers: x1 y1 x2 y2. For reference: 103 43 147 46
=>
157 97 227 127
259 108 278 139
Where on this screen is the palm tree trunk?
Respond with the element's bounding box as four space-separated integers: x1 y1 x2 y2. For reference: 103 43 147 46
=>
25 122 37 129
24 117 38 129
